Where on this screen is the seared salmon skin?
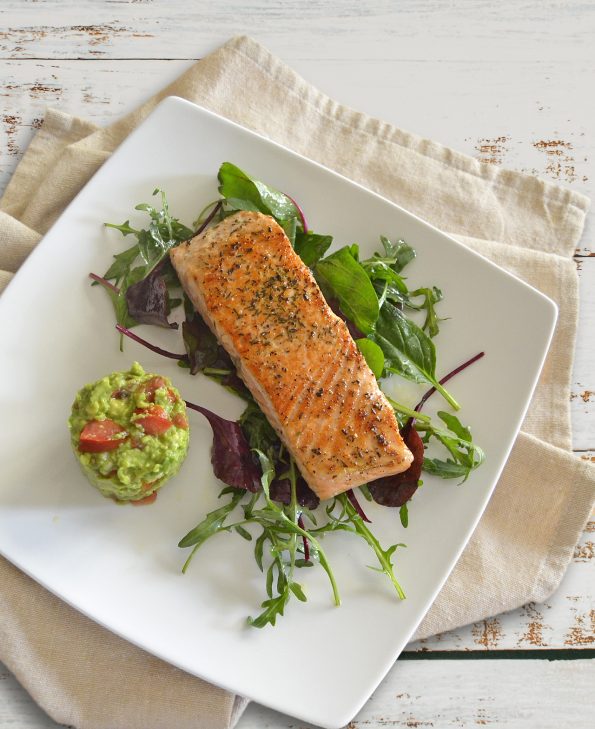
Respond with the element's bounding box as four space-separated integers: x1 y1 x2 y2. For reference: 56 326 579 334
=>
170 211 413 500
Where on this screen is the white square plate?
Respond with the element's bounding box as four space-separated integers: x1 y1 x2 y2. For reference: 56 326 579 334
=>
0 97 557 728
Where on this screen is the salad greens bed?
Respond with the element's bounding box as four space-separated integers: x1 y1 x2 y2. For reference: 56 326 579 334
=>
91 162 484 628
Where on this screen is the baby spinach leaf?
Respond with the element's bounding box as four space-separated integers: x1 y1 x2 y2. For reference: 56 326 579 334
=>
280 216 298 246
239 401 281 462
372 301 435 381
315 246 379 334
294 231 332 267
372 300 459 409
327 297 364 339
222 197 261 213
355 338 385 378
218 162 301 224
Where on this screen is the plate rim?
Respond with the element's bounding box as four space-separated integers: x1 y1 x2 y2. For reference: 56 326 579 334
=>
0 95 559 729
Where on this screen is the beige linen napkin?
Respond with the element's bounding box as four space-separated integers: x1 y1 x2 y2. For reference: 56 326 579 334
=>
1 36 594 729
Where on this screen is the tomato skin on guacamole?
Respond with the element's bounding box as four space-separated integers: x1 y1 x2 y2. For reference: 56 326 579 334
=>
69 362 189 502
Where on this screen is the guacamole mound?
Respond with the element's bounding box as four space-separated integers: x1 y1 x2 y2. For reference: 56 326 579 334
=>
69 362 189 502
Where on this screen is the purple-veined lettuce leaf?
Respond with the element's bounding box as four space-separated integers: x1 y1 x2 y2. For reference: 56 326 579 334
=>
125 262 178 329
185 401 261 492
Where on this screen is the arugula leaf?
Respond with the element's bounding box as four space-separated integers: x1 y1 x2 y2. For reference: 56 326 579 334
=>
218 162 302 224
380 235 415 273
98 267 144 349
418 411 485 482
361 259 408 294
179 490 244 551
315 246 379 334
248 590 290 628
407 286 444 337
133 190 193 277
102 243 140 283
438 411 472 441
104 220 139 237
355 338 385 378
100 189 192 332
316 494 406 599
423 459 472 479
372 300 459 409
294 231 332 267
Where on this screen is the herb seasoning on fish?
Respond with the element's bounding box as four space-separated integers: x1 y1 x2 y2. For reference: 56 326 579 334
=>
170 211 414 500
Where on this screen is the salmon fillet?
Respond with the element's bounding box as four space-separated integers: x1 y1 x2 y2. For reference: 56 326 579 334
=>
170 211 413 500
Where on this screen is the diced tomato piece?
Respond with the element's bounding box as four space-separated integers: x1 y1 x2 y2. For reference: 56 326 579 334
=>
172 412 188 429
79 419 126 453
131 492 158 506
134 405 173 435
141 377 176 404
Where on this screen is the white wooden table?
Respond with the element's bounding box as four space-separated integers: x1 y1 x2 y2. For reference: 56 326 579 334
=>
1 2 594 727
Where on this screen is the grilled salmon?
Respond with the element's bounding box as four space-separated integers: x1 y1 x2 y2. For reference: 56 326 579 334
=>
170 211 413 500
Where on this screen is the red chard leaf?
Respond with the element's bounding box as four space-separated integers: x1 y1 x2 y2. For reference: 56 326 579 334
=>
269 477 320 510
368 424 424 507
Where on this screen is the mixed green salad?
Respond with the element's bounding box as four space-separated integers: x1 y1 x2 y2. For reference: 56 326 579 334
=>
90 162 484 627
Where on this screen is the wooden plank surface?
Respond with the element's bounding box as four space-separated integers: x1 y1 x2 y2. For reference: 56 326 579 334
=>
1 1 594 727
2 657 594 729
0 0 594 64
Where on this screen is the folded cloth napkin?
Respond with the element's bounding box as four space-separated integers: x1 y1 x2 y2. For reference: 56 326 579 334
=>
1 36 594 729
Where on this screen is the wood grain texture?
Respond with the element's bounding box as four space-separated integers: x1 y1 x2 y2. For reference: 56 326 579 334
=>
0 0 594 63
411 507 595 652
240 658 595 728
2 58 594 216
3 658 595 729
0 1 594 728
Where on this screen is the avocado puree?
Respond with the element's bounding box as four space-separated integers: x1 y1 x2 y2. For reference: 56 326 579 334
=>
69 362 189 502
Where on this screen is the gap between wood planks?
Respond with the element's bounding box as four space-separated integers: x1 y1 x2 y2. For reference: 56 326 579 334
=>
400 648 595 660
0 56 202 60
